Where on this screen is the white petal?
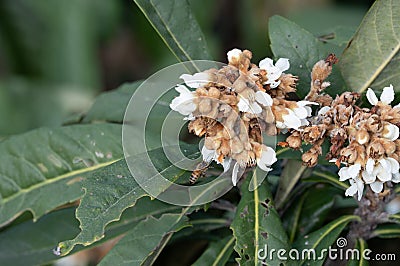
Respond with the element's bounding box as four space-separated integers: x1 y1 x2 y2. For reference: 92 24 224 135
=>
293 107 308 119
338 167 350 181
345 181 358 197
370 181 383 193
275 58 290 72
318 106 331 115
258 58 274 70
175 84 192 94
255 91 273 107
276 121 286 129
366 158 375 174
170 93 196 115
183 113 196 121
387 157 400 173
282 109 302 130
348 164 361 178
362 170 376 184
366 88 378 105
180 72 210 88
355 177 364 200
300 119 309 127
222 157 232 173
258 146 277 167
380 84 394 104
392 172 400 183
376 165 391 182
266 66 282 81
227 48 242 62
250 102 263 114
394 103 400 109
238 98 251 113
232 162 240 186
297 101 319 107
201 146 216 163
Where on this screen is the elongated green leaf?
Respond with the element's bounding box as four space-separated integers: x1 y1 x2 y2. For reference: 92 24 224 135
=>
231 173 290 266
291 215 360 265
56 145 200 256
0 123 122 227
347 238 369 266
339 0 400 93
133 0 212 64
296 186 340 238
304 170 349 190
0 197 182 266
99 213 189 266
372 224 400 238
269 15 347 98
82 82 142 123
192 236 235 266
275 160 307 209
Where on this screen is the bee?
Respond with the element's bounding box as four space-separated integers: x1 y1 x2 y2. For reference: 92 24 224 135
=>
190 160 211 184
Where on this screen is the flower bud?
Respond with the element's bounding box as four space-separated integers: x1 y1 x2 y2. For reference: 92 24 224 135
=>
356 129 370 145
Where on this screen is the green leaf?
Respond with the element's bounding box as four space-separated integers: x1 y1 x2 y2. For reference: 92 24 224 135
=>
372 224 400 238
283 185 340 243
0 197 182 266
82 82 142 123
304 170 349 190
98 213 189 266
133 0 212 65
0 123 122 226
275 160 307 209
56 145 201 256
231 173 290 266
291 215 360 265
192 236 235 266
269 15 347 98
347 238 369 266
339 0 400 93
296 186 341 238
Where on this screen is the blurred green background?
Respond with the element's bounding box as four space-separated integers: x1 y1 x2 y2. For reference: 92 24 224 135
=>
0 0 372 137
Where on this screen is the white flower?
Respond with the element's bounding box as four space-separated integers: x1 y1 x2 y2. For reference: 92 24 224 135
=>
201 146 232 173
227 48 242 63
338 163 361 181
339 164 364 200
345 176 364 201
237 91 273 114
280 101 318 130
382 123 399 141
255 91 273 107
257 146 277 172
230 145 277 186
318 106 331 116
238 98 262 114
170 85 196 116
366 84 394 105
180 72 210 89
259 58 290 88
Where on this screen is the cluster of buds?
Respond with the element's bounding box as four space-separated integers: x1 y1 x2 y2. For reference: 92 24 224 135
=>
284 55 400 200
170 48 315 185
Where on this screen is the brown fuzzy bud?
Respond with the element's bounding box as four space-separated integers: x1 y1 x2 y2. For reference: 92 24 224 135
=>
287 133 302 149
198 98 212 114
340 145 358 164
367 139 385 159
205 136 221 150
302 145 321 167
231 137 244 154
208 87 221 98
